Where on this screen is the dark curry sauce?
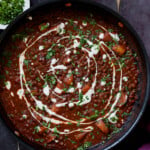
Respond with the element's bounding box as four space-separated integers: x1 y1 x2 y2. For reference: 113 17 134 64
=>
0 5 140 150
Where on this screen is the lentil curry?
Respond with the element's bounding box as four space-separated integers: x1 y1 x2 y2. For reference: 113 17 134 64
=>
0 4 140 150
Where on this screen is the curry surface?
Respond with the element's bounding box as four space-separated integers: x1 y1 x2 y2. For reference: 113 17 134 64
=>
0 6 139 150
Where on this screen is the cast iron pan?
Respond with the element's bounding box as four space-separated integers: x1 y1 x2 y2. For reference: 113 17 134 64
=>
0 0 149 150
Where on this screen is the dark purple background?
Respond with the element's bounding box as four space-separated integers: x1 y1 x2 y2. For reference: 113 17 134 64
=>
0 0 150 150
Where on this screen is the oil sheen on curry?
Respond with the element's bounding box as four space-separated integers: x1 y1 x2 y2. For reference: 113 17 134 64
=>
0 5 139 150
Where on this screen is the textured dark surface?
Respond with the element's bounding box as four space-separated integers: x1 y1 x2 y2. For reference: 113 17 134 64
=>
0 0 150 150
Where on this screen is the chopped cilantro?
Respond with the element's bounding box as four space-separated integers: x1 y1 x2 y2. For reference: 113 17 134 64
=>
46 49 55 59
39 23 49 31
45 75 56 85
97 89 104 93
24 59 29 68
67 122 72 125
108 29 113 32
77 141 92 150
0 0 24 24
78 92 83 103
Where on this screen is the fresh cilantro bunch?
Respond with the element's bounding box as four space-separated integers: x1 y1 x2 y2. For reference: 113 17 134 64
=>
0 0 24 24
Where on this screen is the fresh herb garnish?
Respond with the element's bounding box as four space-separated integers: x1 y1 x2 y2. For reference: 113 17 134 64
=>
0 0 24 24
45 75 56 86
24 59 29 68
77 141 92 150
78 92 83 104
46 49 55 59
97 89 105 93
108 29 113 32
86 110 100 120
39 23 49 31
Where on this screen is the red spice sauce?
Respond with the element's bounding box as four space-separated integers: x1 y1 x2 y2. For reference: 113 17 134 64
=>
0 6 139 150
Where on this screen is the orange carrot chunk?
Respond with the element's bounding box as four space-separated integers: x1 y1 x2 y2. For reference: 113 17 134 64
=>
82 83 91 94
39 126 47 134
56 82 64 89
74 132 87 141
117 92 128 107
51 104 60 113
112 44 126 55
46 134 56 143
103 32 112 42
96 120 109 134
64 74 73 85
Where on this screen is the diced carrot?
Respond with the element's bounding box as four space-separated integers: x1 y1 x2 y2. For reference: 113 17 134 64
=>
46 134 56 143
103 32 112 42
118 22 124 28
64 74 73 85
96 120 109 134
56 82 64 89
82 83 91 94
112 44 126 55
74 132 87 141
39 126 47 134
117 92 128 107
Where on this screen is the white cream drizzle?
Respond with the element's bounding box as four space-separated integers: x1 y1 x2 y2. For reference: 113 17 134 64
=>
68 87 75 93
89 44 99 57
10 92 14 97
57 23 65 35
85 78 89 82
82 21 87 26
67 58 71 62
99 33 104 39
65 51 71 55
68 102 74 108
17 20 124 135
5 81 11 90
77 82 82 89
43 84 50 96
51 98 57 103
54 87 63 94
101 81 106 86
108 109 119 124
73 39 80 48
102 54 107 60
22 114 27 119
39 45 44 51
17 89 24 99
56 102 67 107
109 33 120 41
47 58 67 72
123 76 128 82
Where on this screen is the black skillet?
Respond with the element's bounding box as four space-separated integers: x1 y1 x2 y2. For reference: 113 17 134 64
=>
0 0 149 150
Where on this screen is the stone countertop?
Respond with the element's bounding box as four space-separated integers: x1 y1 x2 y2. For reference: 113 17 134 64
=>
0 0 150 150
